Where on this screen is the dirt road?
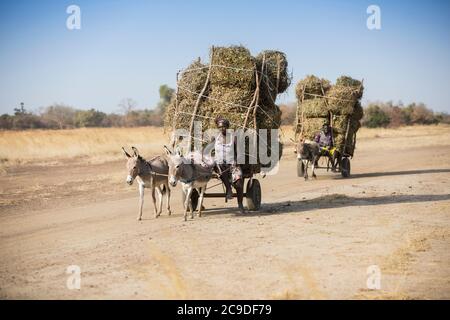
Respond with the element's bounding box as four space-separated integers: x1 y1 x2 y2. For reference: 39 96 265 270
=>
1 128 449 299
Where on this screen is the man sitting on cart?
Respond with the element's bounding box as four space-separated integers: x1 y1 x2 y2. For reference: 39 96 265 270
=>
314 123 337 171
213 117 245 213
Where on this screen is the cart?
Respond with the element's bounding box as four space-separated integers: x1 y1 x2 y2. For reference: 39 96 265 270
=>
184 165 262 212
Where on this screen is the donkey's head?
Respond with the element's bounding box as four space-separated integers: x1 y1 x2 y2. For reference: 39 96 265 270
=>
122 146 145 185
164 145 187 187
296 138 311 159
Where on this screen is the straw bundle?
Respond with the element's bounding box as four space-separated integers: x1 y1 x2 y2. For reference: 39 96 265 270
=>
210 46 256 90
257 50 291 104
295 75 331 100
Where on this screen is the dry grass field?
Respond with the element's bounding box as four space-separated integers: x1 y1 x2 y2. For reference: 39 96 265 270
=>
1 125 447 165
0 125 449 299
0 127 170 165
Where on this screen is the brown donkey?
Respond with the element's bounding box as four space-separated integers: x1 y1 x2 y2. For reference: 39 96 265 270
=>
122 146 171 220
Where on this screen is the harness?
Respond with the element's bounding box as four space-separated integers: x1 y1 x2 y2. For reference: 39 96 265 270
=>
179 163 214 184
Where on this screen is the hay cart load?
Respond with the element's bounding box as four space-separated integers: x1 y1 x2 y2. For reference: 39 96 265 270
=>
165 46 291 210
295 75 364 178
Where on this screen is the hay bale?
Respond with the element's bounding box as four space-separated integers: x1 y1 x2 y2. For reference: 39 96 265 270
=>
326 86 359 115
208 86 254 114
299 98 329 118
177 60 210 101
298 117 328 140
257 50 291 103
353 102 364 121
327 76 364 115
210 46 256 90
295 75 331 100
334 132 356 155
332 115 361 135
336 76 363 99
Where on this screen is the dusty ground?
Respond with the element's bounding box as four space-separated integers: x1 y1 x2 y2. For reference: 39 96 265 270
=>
0 126 449 299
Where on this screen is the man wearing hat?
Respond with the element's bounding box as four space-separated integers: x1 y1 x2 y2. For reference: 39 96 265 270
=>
213 117 245 213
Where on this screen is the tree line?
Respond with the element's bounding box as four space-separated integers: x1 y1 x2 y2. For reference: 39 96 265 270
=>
0 85 174 130
279 101 450 128
1 86 449 130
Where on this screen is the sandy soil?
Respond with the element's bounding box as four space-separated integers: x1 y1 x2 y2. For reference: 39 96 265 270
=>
1 128 449 299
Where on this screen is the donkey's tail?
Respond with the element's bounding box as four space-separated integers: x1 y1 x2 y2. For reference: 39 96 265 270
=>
160 184 167 195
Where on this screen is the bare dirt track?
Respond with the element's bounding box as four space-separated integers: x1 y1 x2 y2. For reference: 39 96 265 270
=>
1 127 449 299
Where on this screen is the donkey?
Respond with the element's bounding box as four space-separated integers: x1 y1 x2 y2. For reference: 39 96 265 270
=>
296 139 321 180
164 146 214 221
122 146 171 220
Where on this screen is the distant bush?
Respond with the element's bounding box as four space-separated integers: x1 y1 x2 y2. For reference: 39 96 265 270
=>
362 101 445 128
363 104 391 128
279 103 296 125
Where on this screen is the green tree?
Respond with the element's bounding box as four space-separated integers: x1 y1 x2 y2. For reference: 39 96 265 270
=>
363 104 391 128
156 84 175 114
75 109 107 127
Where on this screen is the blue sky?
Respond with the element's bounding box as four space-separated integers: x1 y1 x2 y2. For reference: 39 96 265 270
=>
0 0 449 114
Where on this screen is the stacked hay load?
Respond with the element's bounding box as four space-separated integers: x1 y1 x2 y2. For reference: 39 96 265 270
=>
328 76 364 155
295 75 364 156
165 45 291 173
295 75 331 139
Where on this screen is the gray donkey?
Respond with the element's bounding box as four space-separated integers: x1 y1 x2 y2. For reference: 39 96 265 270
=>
296 139 321 180
164 146 215 221
122 146 171 220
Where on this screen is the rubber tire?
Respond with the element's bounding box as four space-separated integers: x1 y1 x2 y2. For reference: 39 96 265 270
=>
297 159 305 178
246 179 261 211
182 189 199 211
341 157 351 178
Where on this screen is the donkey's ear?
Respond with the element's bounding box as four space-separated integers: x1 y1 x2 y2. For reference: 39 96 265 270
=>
122 147 131 158
163 145 172 156
131 146 139 157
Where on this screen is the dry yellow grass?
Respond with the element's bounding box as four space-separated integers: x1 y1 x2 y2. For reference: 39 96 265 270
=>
1 124 449 166
0 127 170 165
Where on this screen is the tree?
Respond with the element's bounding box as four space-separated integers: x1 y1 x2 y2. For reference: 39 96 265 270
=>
40 104 76 129
156 84 175 115
75 109 107 127
118 98 137 115
13 102 26 115
118 98 139 127
363 104 391 128
410 103 436 124
0 114 14 129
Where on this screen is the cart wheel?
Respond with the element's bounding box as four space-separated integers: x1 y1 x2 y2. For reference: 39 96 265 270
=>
246 179 261 211
182 189 199 211
297 159 305 178
341 157 351 178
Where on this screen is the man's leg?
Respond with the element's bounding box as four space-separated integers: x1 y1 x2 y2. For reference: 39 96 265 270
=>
220 164 233 200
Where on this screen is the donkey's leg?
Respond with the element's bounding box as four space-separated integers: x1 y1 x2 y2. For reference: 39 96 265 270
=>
311 157 317 179
198 186 205 217
156 187 163 217
303 160 309 180
151 187 158 218
137 183 145 221
166 184 172 215
183 186 193 222
190 188 195 220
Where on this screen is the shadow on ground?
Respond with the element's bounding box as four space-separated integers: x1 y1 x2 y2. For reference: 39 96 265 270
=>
202 193 450 217
335 168 450 180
